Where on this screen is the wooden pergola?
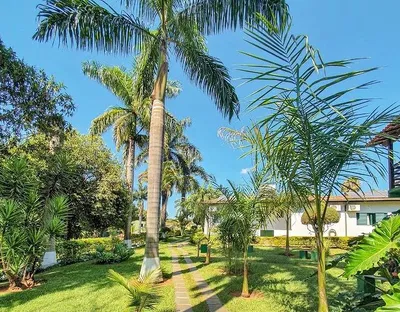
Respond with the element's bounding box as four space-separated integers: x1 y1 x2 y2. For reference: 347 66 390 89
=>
369 120 400 191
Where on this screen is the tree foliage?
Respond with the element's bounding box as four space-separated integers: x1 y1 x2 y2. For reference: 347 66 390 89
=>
6 131 130 238
0 38 74 144
0 157 69 289
301 206 340 227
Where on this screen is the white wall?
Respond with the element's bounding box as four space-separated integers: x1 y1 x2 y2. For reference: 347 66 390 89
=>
264 201 400 237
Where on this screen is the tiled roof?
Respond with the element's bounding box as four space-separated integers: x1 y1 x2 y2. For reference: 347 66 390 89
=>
368 119 400 146
329 190 400 202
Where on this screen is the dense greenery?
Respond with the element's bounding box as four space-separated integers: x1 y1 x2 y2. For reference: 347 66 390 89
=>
0 157 69 289
0 39 74 145
6 132 130 238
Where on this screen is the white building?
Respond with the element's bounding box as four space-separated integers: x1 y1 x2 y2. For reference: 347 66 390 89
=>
262 190 400 237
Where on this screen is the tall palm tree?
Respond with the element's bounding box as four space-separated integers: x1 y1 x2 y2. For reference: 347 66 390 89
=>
133 182 147 234
33 0 288 277
82 62 180 246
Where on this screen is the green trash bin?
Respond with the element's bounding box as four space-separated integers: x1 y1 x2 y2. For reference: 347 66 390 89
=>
311 250 318 261
356 275 376 294
247 245 254 253
200 244 208 253
299 250 308 259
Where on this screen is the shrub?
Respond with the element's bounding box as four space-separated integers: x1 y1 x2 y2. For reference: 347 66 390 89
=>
95 242 133 264
301 206 340 226
254 236 355 250
57 234 145 264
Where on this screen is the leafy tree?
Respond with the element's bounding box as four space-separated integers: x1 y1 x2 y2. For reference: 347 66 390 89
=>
0 38 74 145
236 16 397 311
7 132 130 238
83 61 181 245
33 0 288 277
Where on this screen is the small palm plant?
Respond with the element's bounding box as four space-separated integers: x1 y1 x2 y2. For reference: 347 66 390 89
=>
108 268 161 312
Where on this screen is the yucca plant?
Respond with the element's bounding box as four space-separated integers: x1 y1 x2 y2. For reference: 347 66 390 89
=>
108 268 161 312
0 157 70 289
234 15 398 311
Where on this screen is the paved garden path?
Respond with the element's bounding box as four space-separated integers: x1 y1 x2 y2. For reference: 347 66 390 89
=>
171 243 228 312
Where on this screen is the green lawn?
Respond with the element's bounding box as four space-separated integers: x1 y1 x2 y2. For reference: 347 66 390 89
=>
0 244 175 312
180 244 356 312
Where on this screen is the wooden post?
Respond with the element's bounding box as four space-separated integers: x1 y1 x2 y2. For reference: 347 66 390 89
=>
388 139 394 190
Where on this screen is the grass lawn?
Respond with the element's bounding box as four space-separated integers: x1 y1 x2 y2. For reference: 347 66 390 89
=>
0 244 175 312
180 244 356 312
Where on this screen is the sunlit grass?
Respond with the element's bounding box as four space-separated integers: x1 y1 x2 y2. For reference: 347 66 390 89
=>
180 244 355 312
0 244 175 312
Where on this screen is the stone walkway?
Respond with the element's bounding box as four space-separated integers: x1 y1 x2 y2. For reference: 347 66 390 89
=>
171 244 228 312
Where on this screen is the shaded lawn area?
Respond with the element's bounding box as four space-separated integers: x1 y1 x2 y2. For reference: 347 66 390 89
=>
181 244 356 312
0 244 175 312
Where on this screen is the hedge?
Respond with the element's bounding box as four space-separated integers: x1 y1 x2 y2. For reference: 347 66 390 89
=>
57 234 146 264
254 236 359 250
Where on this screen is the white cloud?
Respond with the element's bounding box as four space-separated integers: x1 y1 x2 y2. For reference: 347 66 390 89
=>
240 167 253 175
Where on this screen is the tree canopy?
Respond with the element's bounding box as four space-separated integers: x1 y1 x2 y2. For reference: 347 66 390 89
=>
0 39 74 145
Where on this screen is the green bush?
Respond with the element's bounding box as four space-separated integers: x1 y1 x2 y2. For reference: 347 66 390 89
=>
57 234 145 264
95 242 133 264
254 236 355 250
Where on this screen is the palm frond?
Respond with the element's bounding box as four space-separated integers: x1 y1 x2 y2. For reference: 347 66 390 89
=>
90 107 129 135
176 0 288 35
82 61 133 105
174 42 239 120
33 0 154 54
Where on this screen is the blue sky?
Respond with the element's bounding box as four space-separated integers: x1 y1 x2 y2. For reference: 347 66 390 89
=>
1 1 400 216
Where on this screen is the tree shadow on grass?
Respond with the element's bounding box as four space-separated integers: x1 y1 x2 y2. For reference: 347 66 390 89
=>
182 246 355 312
0 248 173 311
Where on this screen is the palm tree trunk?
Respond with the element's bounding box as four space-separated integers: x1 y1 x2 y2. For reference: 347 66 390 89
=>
160 191 168 228
124 137 135 248
138 201 143 234
242 248 250 298
124 136 135 247
285 212 290 256
316 227 328 312
140 41 168 279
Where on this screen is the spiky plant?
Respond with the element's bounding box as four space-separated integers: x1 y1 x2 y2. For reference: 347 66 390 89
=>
108 268 162 312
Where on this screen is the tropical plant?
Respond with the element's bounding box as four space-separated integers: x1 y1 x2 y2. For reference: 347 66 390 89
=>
218 172 276 297
235 15 397 311
344 215 400 278
376 283 400 312
34 0 288 278
0 157 69 289
83 61 181 246
108 268 161 312
341 177 362 195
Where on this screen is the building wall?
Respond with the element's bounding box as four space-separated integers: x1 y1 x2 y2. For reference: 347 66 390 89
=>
263 201 400 237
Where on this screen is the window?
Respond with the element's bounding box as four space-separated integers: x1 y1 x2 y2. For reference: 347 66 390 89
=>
356 213 368 225
356 213 387 225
